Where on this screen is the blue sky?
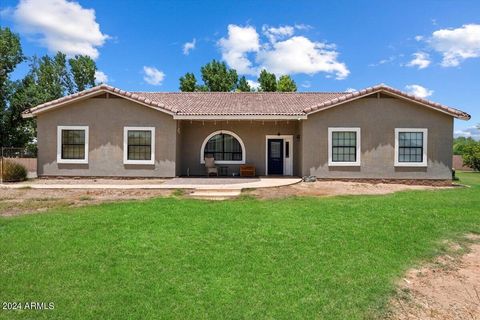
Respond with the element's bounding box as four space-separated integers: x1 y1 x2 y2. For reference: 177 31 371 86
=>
1 0 479 138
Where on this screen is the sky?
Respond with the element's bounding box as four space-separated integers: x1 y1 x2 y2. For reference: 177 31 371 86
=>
1 0 479 138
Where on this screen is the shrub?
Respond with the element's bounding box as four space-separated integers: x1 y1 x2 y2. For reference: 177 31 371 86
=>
1 160 28 182
462 142 480 171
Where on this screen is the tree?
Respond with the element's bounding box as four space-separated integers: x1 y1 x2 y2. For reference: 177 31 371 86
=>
179 60 238 92
277 75 297 92
179 72 197 92
200 60 238 92
237 76 251 92
68 55 96 92
453 136 477 155
462 141 480 171
258 69 276 92
0 27 24 148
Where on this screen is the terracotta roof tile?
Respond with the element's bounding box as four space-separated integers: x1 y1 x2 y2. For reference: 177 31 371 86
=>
23 84 471 120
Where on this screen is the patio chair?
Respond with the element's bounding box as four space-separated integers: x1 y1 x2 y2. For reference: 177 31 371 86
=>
204 156 218 177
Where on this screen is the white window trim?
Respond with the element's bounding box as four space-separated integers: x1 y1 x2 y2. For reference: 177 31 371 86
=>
328 127 361 166
123 127 155 165
200 130 246 164
57 126 89 164
394 128 428 167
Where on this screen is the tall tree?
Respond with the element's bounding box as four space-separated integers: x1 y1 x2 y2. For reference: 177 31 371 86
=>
179 72 197 92
68 55 96 92
200 60 238 92
0 27 24 148
277 75 297 92
237 76 252 92
258 69 277 92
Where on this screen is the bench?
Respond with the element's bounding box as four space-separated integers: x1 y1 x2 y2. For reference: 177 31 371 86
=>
240 164 256 177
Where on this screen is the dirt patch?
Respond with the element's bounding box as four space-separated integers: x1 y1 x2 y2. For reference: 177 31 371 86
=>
247 181 447 199
0 188 173 216
388 235 480 319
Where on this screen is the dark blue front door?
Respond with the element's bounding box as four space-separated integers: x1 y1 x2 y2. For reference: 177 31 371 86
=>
268 139 283 175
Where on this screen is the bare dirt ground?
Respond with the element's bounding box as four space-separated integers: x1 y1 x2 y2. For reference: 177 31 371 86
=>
247 180 447 199
0 188 173 216
388 234 480 320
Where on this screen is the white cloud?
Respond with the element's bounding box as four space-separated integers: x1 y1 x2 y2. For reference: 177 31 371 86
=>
345 88 357 93
369 56 396 67
218 25 260 75
183 38 196 55
218 24 349 79
454 126 480 140
143 66 165 86
12 0 109 59
246 79 260 90
262 25 294 43
429 24 480 67
94 70 108 83
405 84 433 98
414 35 424 41
257 36 349 79
406 52 431 69
301 81 311 88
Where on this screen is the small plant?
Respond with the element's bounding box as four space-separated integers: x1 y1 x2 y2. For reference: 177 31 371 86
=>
172 189 185 197
79 196 93 201
1 160 27 182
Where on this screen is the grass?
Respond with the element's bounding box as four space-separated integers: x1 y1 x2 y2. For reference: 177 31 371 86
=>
0 172 479 319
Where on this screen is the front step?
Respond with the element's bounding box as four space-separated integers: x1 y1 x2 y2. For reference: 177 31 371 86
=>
188 189 241 200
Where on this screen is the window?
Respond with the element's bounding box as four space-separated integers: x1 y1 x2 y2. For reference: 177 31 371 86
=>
123 127 155 165
200 130 245 164
395 128 428 166
328 127 361 166
57 126 89 164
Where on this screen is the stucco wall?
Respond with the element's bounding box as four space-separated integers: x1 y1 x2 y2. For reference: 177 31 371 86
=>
37 96 177 177
179 120 301 176
301 95 454 179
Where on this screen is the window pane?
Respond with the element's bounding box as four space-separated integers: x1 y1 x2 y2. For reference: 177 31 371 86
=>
61 130 86 159
204 133 243 161
127 130 152 161
331 131 357 162
398 131 423 162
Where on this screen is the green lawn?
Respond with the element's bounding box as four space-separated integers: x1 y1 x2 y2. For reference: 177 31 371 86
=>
1 173 479 319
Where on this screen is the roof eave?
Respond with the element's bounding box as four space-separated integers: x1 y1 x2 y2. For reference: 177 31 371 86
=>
304 86 471 120
173 114 307 120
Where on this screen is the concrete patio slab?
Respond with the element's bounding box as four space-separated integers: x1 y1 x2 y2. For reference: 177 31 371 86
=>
0 177 301 191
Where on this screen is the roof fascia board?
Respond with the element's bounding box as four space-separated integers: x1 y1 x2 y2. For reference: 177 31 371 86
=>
306 89 469 120
24 89 175 118
173 115 307 120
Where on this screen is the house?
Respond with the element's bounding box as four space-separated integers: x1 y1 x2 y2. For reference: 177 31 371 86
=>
22 84 470 182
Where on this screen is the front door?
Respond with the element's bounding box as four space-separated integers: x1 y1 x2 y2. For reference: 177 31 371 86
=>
268 139 284 175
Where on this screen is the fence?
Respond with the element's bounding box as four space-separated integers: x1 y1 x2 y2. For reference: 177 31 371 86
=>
0 147 38 183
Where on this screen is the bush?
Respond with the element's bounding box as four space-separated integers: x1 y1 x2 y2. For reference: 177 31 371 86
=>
1 160 28 182
462 142 480 171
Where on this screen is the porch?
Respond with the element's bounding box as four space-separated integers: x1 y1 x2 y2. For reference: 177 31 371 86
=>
177 119 302 177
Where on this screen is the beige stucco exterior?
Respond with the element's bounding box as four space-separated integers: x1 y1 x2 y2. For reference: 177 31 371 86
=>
301 96 453 179
35 93 455 180
37 96 177 177
178 120 300 176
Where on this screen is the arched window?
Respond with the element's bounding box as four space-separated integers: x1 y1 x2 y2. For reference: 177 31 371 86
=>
200 130 245 164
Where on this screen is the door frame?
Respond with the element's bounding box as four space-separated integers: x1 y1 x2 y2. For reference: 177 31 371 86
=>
265 135 293 176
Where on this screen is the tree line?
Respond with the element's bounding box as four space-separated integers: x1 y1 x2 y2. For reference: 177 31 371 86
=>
0 27 98 150
179 60 297 92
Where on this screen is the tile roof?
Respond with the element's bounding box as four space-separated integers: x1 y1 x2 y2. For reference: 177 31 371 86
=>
131 91 344 116
23 84 471 120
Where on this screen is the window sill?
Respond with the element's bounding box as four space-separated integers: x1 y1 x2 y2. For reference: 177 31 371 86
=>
124 160 155 165
200 160 245 165
57 159 88 164
394 163 427 167
328 162 361 167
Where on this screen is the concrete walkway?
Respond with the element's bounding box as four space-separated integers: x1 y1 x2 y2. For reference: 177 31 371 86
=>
0 177 301 191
